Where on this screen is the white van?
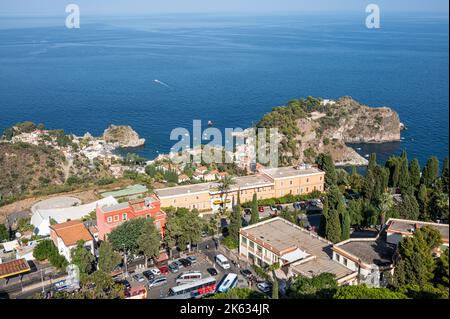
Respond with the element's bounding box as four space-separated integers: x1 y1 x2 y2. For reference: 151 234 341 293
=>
215 254 231 270
176 271 203 285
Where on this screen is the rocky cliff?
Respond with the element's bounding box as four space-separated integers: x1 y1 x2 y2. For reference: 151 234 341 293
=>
103 125 145 148
257 96 402 166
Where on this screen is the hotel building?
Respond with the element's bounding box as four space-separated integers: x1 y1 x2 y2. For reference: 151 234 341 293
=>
155 165 325 214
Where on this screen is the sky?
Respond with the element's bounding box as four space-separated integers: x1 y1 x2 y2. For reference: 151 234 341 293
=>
0 0 448 16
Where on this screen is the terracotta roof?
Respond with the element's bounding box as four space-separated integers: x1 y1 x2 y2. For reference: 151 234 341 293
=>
50 220 93 247
0 258 31 279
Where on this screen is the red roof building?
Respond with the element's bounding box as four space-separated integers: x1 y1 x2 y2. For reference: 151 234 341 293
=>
96 195 166 241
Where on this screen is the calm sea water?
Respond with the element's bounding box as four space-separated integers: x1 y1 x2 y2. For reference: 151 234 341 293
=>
0 13 448 166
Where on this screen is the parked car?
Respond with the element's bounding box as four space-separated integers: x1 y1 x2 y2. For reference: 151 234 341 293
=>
257 281 272 293
168 262 179 273
258 206 265 213
150 268 161 276
115 279 131 290
142 270 155 280
201 230 209 238
179 258 192 267
207 268 218 276
240 269 253 280
173 260 184 269
133 273 145 283
187 256 197 264
148 276 168 289
270 205 277 211
159 266 169 275
244 208 251 215
276 205 283 211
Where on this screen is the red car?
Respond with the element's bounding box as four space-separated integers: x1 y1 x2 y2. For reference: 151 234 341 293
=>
258 206 265 213
158 266 169 275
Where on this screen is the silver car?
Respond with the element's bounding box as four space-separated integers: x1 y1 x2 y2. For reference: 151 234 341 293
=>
148 276 168 289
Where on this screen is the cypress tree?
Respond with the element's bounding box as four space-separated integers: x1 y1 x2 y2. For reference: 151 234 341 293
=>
341 210 351 241
422 156 440 187
417 184 429 220
398 156 411 193
368 153 378 174
409 159 421 188
250 193 259 225
318 198 328 238
229 193 242 242
326 208 342 243
316 153 337 189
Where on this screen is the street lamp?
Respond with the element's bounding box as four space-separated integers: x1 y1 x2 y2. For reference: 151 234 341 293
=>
123 244 129 278
40 269 45 295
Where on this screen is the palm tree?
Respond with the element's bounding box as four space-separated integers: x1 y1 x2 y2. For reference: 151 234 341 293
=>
217 175 236 213
378 192 394 225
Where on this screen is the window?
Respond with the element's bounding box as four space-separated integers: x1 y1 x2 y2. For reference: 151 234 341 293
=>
343 258 348 266
114 215 119 222
241 237 247 245
107 217 112 223
306 187 309 192
335 254 340 262
249 241 254 249
320 176 323 181
307 178 309 182
257 245 263 254
290 180 293 185
122 213 127 220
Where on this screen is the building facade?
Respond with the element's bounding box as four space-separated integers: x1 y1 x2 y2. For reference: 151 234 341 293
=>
49 220 95 262
156 165 325 214
239 217 357 285
96 195 167 241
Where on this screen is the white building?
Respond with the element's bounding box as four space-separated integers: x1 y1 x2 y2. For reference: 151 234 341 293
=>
49 220 95 262
332 238 396 287
31 196 118 236
239 217 357 284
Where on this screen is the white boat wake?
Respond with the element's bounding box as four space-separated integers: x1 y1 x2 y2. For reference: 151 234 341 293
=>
153 79 174 90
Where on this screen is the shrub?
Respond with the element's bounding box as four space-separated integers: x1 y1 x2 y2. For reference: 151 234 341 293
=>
222 236 238 250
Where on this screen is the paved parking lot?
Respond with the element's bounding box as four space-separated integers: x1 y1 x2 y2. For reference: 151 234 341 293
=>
122 250 250 299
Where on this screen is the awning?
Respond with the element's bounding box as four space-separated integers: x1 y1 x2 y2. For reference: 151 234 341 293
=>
0 258 31 279
280 248 309 264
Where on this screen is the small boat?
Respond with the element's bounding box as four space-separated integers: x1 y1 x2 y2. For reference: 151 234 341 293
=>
356 147 362 151
364 154 370 158
207 120 213 127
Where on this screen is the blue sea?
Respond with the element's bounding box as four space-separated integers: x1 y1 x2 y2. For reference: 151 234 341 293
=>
0 13 448 167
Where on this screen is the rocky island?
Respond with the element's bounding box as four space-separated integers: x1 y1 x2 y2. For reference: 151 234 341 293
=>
256 96 402 166
103 125 146 148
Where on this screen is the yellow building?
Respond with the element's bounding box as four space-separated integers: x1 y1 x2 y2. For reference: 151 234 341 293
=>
155 165 325 214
